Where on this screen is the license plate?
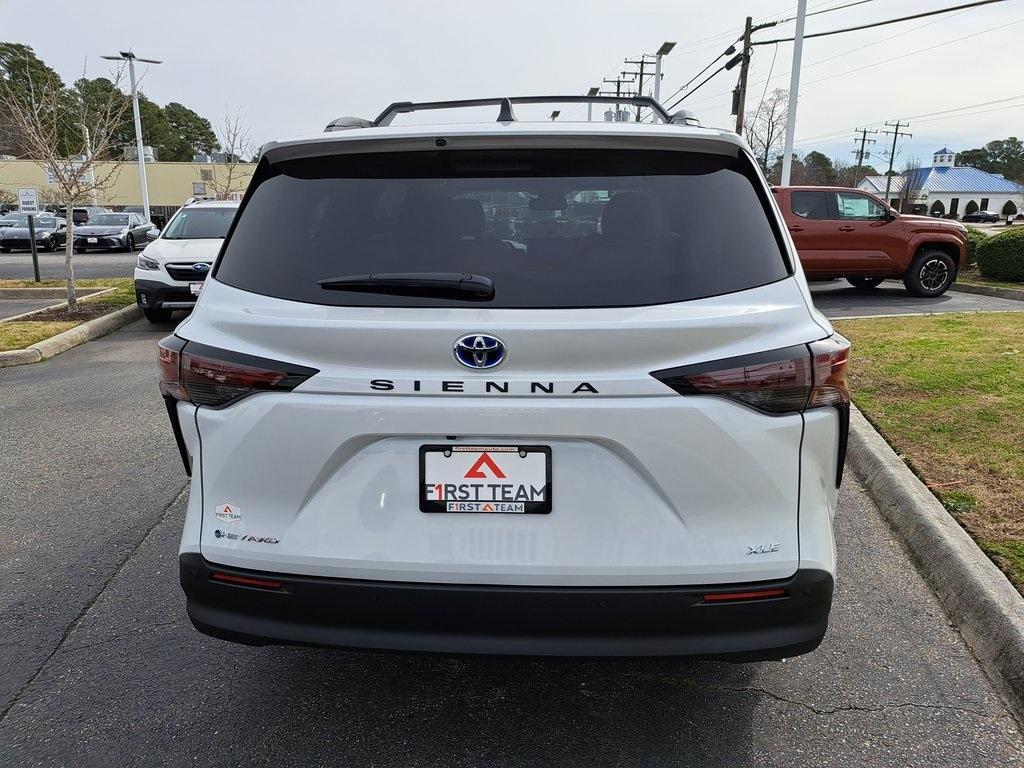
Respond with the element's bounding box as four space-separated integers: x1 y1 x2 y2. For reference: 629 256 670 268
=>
420 445 551 514
189 282 203 296
87 237 97 243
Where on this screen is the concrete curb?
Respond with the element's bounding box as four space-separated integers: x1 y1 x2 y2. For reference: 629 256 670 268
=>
847 405 1024 724
0 304 141 368
953 282 1024 301
0 288 72 299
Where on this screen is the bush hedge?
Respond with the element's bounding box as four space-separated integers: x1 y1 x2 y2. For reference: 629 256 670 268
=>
964 225 988 267
976 228 1024 281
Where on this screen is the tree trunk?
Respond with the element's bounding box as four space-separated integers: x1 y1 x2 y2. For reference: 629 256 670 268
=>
64 200 78 313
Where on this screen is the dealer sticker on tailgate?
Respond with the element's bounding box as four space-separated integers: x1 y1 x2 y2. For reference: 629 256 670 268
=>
419 445 551 514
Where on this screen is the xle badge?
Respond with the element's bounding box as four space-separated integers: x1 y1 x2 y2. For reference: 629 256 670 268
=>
747 543 781 555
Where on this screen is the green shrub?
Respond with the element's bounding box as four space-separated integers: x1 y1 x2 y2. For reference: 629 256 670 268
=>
964 225 988 267
976 228 1024 281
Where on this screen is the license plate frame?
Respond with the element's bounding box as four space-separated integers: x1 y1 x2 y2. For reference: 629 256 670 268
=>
87 237 98 243
419 444 552 514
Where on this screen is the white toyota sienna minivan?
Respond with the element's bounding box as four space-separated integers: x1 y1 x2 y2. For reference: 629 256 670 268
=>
163 97 849 660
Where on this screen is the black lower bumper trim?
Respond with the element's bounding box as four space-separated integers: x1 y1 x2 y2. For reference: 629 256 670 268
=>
135 278 196 309
180 554 833 659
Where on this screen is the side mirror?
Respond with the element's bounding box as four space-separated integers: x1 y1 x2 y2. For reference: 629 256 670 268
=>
146 228 160 241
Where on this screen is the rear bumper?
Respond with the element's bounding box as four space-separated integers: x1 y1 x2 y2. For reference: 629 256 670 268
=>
180 553 833 659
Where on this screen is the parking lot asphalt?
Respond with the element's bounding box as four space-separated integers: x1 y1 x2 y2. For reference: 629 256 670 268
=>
809 280 1024 318
0 300 56 320
1 320 1022 767
0 251 138 280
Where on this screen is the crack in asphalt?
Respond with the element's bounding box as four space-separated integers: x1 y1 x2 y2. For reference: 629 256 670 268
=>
60 620 185 654
693 680 1009 719
0 484 189 726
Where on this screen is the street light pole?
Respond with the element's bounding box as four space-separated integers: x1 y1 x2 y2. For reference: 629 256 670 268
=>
102 51 162 222
654 41 675 103
780 0 807 186
76 123 97 207
587 86 599 121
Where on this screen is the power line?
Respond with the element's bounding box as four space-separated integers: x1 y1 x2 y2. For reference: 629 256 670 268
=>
794 92 1024 145
754 0 1008 46
684 4 975 111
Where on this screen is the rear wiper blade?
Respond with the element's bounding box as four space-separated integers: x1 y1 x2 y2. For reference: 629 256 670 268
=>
318 272 494 300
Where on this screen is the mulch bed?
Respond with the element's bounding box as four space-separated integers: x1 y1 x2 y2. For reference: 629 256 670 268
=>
20 301 123 324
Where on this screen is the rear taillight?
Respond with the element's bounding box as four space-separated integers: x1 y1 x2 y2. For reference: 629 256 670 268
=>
651 335 850 416
158 336 318 408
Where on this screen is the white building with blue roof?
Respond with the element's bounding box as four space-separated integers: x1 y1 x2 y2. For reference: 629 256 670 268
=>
858 147 1024 219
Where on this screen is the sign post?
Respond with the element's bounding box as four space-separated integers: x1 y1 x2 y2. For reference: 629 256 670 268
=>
19 188 42 282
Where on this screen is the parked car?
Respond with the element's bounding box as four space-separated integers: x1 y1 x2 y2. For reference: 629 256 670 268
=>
0 215 67 252
163 96 848 660
0 212 21 228
56 205 111 226
133 199 239 322
773 186 967 296
73 212 156 253
961 210 1000 223
122 205 167 229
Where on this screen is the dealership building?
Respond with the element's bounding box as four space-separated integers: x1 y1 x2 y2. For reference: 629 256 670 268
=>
0 158 256 219
858 148 1024 218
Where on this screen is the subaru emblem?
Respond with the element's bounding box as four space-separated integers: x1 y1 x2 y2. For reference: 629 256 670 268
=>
453 334 506 370
192 263 211 273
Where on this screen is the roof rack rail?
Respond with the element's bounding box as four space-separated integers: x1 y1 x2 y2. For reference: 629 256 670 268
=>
372 96 680 127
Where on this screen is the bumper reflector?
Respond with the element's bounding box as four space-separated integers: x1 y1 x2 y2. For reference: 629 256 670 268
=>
703 588 786 603
211 572 283 590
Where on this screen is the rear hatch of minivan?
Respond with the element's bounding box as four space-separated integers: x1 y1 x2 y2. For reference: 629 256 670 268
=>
174 132 828 586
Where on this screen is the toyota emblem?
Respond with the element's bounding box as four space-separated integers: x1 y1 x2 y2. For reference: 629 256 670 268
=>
453 334 506 369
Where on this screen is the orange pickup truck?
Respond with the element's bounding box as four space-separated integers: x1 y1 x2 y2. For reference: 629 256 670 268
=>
772 186 968 297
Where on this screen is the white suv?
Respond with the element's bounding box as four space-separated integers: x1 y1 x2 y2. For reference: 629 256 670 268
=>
163 97 849 660
134 200 239 323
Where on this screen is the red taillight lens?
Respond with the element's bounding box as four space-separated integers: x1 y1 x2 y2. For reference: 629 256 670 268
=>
158 336 318 407
808 336 850 408
652 334 851 416
703 588 786 603
211 572 283 590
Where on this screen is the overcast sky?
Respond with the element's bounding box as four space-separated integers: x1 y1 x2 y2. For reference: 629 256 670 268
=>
8 0 1023 170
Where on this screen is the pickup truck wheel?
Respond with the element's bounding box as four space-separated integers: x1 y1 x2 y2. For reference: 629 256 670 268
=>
847 277 884 290
904 250 956 297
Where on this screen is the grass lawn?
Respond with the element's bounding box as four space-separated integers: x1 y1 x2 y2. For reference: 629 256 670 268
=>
956 267 1024 292
0 277 135 352
834 312 1024 592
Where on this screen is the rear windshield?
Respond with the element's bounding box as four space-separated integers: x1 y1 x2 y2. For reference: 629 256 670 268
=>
215 149 789 308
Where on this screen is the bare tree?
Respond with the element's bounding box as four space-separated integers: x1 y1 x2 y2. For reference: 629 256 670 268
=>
745 89 789 175
898 157 924 214
0 62 131 311
200 108 253 200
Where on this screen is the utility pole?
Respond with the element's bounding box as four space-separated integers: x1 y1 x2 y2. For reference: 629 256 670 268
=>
624 56 653 120
602 75 635 120
734 16 753 135
780 0 807 186
881 120 913 203
853 128 878 168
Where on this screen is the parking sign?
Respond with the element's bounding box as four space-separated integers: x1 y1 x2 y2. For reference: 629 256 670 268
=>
17 187 39 214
